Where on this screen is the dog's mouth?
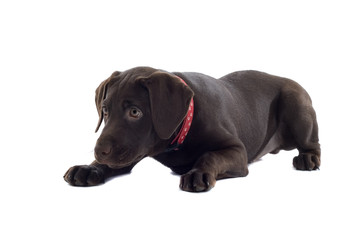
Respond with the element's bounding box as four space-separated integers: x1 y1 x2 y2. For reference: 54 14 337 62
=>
96 147 147 169
106 162 132 169
117 148 131 161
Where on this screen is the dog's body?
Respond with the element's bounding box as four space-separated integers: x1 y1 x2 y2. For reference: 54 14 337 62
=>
64 67 320 192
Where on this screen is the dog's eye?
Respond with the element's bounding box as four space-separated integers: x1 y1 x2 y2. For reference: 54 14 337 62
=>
102 106 109 117
129 107 142 119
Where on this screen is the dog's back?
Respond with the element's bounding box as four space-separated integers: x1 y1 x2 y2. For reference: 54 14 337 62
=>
176 70 290 161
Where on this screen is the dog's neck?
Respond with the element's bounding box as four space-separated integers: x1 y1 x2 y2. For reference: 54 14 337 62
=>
165 77 194 152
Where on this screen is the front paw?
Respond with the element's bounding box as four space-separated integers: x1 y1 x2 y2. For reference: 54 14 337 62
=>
64 165 105 186
180 169 216 192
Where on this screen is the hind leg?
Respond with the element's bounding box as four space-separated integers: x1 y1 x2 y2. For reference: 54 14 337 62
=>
291 107 321 170
281 86 321 170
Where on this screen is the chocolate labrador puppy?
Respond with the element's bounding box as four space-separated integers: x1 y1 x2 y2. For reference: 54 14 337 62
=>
64 67 320 192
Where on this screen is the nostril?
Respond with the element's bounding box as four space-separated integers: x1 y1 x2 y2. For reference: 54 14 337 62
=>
101 146 111 156
101 149 110 156
95 144 112 159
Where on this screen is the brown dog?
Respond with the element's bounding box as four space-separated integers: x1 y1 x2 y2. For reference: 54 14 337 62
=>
64 67 320 192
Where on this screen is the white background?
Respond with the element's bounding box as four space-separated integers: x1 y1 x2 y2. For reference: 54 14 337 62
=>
1 0 359 239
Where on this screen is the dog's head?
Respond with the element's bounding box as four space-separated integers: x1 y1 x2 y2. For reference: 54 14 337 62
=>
94 67 194 168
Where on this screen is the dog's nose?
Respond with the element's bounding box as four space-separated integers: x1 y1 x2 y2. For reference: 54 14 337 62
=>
99 145 111 156
95 143 112 160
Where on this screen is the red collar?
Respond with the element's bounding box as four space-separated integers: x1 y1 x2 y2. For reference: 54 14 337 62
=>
166 77 194 152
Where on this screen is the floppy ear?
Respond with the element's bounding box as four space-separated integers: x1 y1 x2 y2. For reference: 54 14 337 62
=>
95 71 121 132
140 71 194 139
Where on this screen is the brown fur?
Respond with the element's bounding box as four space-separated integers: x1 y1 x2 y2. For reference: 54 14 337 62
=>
64 67 320 192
